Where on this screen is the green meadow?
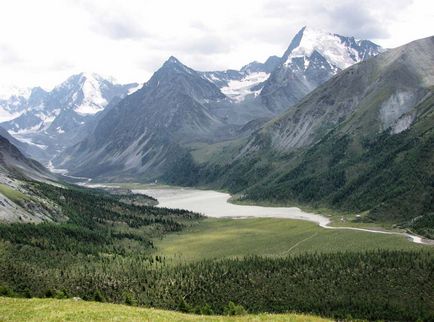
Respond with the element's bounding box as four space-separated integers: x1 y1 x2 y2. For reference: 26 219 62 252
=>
155 218 430 262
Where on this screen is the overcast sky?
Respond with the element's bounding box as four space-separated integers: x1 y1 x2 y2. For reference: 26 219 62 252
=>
0 0 433 91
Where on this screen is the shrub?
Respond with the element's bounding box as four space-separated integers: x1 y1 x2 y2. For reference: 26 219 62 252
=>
224 301 247 316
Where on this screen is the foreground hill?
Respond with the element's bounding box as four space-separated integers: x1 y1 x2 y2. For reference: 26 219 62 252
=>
0 298 330 322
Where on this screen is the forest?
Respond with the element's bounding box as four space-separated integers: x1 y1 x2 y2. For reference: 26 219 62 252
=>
0 182 433 321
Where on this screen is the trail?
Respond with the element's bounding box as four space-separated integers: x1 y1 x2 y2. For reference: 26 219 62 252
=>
320 223 426 244
281 232 319 255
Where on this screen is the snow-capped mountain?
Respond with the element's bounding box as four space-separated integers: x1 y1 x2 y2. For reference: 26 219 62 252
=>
260 26 383 112
201 56 280 103
0 73 137 162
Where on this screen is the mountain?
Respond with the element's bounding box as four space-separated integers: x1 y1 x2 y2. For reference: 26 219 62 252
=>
201 56 280 103
260 26 383 112
54 28 386 180
0 73 137 163
172 36 434 238
55 57 227 180
3 27 382 169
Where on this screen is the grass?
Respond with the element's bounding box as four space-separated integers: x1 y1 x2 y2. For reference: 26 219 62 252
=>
0 297 331 322
0 183 29 203
155 218 431 262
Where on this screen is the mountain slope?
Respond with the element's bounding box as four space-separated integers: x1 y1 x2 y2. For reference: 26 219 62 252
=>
260 26 383 112
0 134 64 223
176 36 434 237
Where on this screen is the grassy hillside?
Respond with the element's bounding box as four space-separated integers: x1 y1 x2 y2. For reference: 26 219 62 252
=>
0 183 29 203
156 218 430 262
0 298 330 322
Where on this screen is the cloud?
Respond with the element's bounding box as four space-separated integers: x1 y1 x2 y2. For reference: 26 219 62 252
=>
0 0 432 89
324 0 411 39
77 1 149 40
0 44 21 64
172 34 230 55
260 0 414 41
91 15 149 40
49 60 76 71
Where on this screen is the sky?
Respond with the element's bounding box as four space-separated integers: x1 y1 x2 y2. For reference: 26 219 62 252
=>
0 0 433 92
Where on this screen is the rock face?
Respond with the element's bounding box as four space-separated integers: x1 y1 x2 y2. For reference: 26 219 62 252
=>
260 26 383 112
55 57 227 180
0 73 137 163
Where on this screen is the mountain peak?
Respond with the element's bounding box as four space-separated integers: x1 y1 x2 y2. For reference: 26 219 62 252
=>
156 56 196 77
168 55 179 62
282 26 382 70
164 56 182 65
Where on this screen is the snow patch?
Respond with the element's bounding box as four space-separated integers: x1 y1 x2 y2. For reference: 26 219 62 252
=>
11 123 43 135
221 72 269 102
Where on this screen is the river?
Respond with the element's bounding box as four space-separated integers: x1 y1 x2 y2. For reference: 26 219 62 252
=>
132 187 429 245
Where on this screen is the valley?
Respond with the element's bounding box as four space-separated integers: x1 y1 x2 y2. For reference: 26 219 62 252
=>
0 7 433 320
